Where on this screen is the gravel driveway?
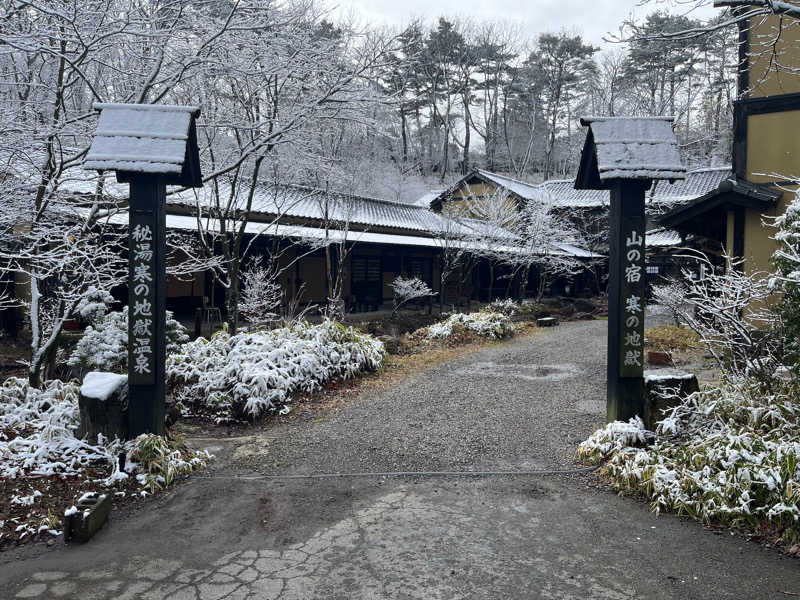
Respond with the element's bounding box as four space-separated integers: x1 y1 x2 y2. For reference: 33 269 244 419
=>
2 319 799 599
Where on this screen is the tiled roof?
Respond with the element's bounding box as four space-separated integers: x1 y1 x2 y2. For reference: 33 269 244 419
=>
474 170 548 202
579 117 686 182
539 179 610 208
646 228 683 247
649 167 732 206
169 184 474 236
433 167 727 210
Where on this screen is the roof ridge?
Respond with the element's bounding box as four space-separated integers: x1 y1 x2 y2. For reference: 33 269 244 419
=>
476 169 539 190
277 182 429 210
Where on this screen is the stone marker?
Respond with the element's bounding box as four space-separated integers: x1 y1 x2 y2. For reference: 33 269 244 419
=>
63 492 112 544
537 317 559 327
77 372 128 442
643 369 699 430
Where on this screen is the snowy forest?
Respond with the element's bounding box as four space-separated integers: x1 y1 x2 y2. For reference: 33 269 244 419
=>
0 0 738 208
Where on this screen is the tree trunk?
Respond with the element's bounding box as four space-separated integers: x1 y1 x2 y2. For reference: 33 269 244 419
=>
225 263 241 335
400 108 408 163
462 92 471 175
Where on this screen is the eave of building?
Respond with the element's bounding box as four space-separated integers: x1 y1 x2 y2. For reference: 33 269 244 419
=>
657 178 783 238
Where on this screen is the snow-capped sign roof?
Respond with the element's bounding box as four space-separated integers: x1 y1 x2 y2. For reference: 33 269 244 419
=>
85 103 203 187
575 117 685 189
645 228 683 247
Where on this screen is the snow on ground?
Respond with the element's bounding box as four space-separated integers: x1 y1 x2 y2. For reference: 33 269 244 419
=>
0 377 209 544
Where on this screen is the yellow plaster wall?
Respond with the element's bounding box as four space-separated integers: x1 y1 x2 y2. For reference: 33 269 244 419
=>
748 12 800 98
747 111 800 182
742 190 795 274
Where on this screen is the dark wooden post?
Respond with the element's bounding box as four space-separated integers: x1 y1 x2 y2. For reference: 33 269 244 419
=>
85 102 203 439
607 180 648 422
128 177 167 436
574 116 685 423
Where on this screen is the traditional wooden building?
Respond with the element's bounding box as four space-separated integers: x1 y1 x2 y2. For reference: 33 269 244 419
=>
60 178 598 316
429 167 734 282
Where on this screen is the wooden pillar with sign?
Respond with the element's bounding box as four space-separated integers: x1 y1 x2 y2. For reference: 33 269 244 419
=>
127 178 168 435
85 103 203 437
607 180 648 422
575 116 685 423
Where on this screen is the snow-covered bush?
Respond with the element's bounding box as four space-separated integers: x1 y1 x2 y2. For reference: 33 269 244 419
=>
579 379 800 541
167 320 385 421
650 280 686 326
121 433 209 493
74 286 115 324
773 191 800 374
239 257 282 328
68 306 189 373
0 377 114 479
487 298 519 316
661 254 782 385
390 276 434 317
427 310 515 340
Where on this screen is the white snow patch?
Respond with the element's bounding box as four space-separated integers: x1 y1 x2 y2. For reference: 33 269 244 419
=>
80 372 127 401
644 369 696 383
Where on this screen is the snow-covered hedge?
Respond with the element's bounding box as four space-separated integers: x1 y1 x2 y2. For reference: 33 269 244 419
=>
68 306 188 373
0 377 111 479
427 310 515 340
166 320 385 421
578 379 800 541
0 377 208 484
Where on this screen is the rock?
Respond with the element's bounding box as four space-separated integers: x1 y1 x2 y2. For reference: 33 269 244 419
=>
574 312 595 320
647 350 673 366
573 298 597 314
643 369 699 431
378 335 401 355
77 372 128 442
537 317 559 327
165 401 181 428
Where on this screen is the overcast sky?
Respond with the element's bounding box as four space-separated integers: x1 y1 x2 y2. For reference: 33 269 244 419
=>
330 0 718 47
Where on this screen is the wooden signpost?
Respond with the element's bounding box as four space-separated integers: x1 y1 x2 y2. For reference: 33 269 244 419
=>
575 117 685 423
86 103 202 437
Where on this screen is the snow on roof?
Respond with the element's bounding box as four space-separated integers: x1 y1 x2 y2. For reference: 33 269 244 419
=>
646 228 683 247
539 179 610 208
580 117 686 182
413 190 444 208
85 209 598 258
85 103 200 174
169 184 476 236
474 170 548 202
434 167 729 210
649 167 732 206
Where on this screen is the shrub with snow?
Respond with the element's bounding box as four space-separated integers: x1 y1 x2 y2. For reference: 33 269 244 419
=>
487 298 519 316
166 320 385 421
427 310 515 340
0 377 112 479
578 379 800 542
121 433 210 493
68 306 189 373
390 276 434 317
